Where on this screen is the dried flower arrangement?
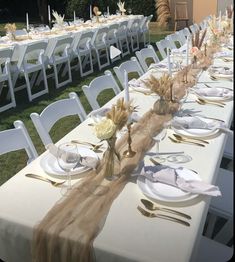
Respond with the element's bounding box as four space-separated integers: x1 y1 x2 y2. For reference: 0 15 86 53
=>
94 98 130 179
4 23 16 40
155 0 171 28
52 10 65 27
117 1 126 15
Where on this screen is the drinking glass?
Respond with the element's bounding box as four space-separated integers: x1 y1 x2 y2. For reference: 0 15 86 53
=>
57 142 80 194
127 8 132 15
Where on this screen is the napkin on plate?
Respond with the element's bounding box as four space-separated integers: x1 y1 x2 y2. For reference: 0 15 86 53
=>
46 143 99 169
140 165 221 196
171 116 224 130
87 107 111 121
128 78 151 93
194 87 233 98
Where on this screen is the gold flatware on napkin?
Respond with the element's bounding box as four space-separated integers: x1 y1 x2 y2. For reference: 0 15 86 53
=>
196 99 224 108
25 174 65 187
173 134 209 144
140 199 191 219
71 140 103 151
137 206 190 227
168 136 205 147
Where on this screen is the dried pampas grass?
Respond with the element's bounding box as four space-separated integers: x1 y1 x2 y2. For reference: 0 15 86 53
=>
155 0 171 27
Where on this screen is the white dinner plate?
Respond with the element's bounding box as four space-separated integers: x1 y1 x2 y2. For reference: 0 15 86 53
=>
40 146 98 178
137 167 200 203
194 88 233 102
172 116 220 138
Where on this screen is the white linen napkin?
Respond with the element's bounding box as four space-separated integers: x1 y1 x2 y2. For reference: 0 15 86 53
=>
46 143 99 169
194 87 233 98
171 116 224 130
128 78 151 93
140 165 221 196
214 50 233 58
87 107 111 121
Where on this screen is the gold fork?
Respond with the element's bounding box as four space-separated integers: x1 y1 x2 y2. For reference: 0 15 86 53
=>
25 174 65 187
137 206 190 227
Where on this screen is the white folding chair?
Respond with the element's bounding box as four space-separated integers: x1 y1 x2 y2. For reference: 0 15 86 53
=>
0 47 16 113
189 23 200 34
106 23 121 61
166 32 184 49
30 92 86 146
82 70 121 110
195 167 233 261
13 41 49 102
139 15 153 47
90 27 110 70
135 45 160 72
178 27 191 45
70 30 95 77
0 120 38 164
127 18 141 52
116 20 130 57
113 57 144 89
155 39 172 59
45 35 73 89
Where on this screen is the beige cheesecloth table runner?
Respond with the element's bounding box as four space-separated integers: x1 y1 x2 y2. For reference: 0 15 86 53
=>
32 46 217 262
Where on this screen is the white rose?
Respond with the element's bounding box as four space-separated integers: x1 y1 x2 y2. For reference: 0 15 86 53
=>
221 21 229 29
95 119 116 140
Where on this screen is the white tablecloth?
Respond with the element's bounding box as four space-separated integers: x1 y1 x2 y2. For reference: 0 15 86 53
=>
0 54 233 262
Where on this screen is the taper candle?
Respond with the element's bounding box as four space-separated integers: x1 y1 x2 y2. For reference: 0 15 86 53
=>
186 36 189 66
90 5 92 19
124 70 129 103
48 5 51 22
26 12 29 31
74 11 76 23
167 47 172 76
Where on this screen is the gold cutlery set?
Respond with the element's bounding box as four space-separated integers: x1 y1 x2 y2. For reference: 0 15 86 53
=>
137 199 191 227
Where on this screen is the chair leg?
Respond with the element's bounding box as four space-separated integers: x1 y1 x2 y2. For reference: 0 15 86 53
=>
24 72 33 102
174 21 177 32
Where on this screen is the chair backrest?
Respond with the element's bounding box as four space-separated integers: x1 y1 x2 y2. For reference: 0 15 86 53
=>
177 27 191 44
0 120 38 163
135 45 160 72
156 39 172 59
175 2 188 20
113 57 144 88
45 35 73 61
71 30 94 54
91 27 109 47
17 41 48 70
107 23 119 40
117 20 129 38
30 92 86 146
128 18 140 34
166 32 184 49
82 71 121 110
189 23 200 34
0 48 13 78
140 15 153 32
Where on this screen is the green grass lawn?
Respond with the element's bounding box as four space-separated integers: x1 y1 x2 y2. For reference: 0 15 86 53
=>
0 25 170 185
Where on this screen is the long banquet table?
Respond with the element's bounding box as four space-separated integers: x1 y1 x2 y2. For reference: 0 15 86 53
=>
0 42 234 262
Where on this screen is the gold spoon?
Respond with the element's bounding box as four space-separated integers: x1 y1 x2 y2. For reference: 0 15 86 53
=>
25 174 65 187
168 136 205 147
173 134 209 144
198 97 226 106
137 206 190 227
141 199 191 219
196 99 224 108
71 140 103 151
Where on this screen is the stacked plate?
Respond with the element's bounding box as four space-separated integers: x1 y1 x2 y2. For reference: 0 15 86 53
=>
40 146 98 179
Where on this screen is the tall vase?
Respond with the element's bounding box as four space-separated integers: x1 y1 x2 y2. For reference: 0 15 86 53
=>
103 136 120 180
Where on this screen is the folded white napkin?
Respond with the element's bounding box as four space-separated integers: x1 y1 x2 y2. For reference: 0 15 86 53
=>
46 143 99 169
214 51 233 58
171 116 224 130
87 107 111 121
128 78 151 93
141 165 221 196
194 87 232 98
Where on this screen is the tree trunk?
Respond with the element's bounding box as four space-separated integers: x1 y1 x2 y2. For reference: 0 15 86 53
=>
37 0 48 24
